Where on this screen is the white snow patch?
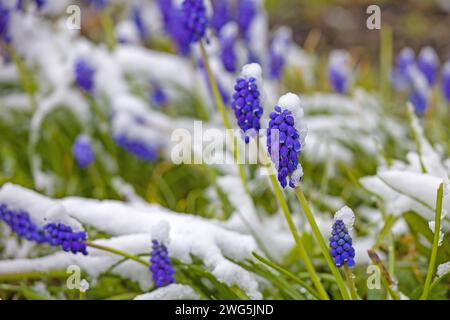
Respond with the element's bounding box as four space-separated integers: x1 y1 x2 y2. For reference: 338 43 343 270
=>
134 284 199 300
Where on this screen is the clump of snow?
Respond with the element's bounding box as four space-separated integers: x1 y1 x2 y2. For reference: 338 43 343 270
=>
79 279 89 293
334 206 355 230
151 221 170 245
278 93 301 112
134 284 199 300
241 63 262 81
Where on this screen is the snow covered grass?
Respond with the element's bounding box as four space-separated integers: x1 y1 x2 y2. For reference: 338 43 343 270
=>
0 0 449 300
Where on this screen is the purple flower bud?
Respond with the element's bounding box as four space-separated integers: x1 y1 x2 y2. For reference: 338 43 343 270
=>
74 58 95 94
329 219 355 268
72 135 95 168
150 240 174 288
417 46 439 86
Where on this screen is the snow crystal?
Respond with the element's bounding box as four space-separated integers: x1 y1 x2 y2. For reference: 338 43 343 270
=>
436 261 450 278
134 284 199 300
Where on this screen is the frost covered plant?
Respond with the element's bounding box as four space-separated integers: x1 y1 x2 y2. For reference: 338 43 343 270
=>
417 46 439 86
72 135 95 168
74 58 95 94
114 135 158 161
43 223 88 255
442 61 450 102
181 0 209 44
219 22 238 73
267 93 306 188
231 63 263 143
392 47 415 91
328 50 351 94
268 27 292 80
150 222 175 288
329 207 356 268
211 0 231 34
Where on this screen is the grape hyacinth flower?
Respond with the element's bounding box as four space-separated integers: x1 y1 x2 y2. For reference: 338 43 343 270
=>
328 50 351 94
74 58 95 94
132 4 148 42
231 63 263 143
149 222 175 288
268 27 292 80
417 46 439 86
211 0 231 34
442 61 450 102
85 0 108 11
169 8 191 55
237 0 256 42
0 205 88 255
0 205 48 244
157 0 173 33
181 0 209 44
43 223 88 255
151 83 169 108
329 207 356 268
114 135 158 161
267 93 306 188
407 65 430 116
72 135 95 168
392 47 415 91
219 23 238 73
0 2 10 42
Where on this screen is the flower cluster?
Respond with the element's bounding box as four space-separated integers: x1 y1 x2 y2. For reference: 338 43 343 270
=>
72 135 95 168
329 219 355 268
237 0 256 42
231 64 263 143
114 135 158 161
0 2 10 42
211 0 231 34
268 27 292 80
0 205 47 243
181 0 208 44
157 0 173 33
44 223 88 255
74 58 95 94
328 50 351 94
0 205 88 255
219 23 238 73
417 46 439 86
392 47 415 91
267 93 305 188
150 239 175 288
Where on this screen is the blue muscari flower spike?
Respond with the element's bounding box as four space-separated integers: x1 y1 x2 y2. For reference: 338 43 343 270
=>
157 0 173 33
168 7 191 55
417 46 439 86
328 50 351 94
44 223 88 255
231 64 263 143
237 0 256 43
268 27 292 80
150 239 175 288
267 93 305 188
74 58 95 94
0 2 11 42
114 135 158 161
211 0 231 34
0 205 88 255
151 83 169 108
181 0 209 44
392 47 415 91
132 5 148 42
72 135 95 168
442 61 450 102
219 23 238 73
329 219 355 268
407 65 430 116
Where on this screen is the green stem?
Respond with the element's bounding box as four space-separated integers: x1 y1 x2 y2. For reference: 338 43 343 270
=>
86 242 150 267
266 168 329 300
420 182 444 300
199 40 248 191
344 265 358 300
294 187 351 300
